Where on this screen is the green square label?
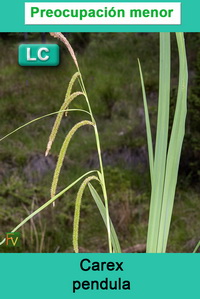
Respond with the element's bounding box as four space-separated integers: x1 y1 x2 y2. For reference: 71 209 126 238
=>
18 44 60 66
5 232 21 247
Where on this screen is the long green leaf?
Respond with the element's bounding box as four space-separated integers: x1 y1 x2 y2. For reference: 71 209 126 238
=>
147 33 171 252
193 241 200 253
138 59 154 184
157 33 188 252
88 183 121 253
0 170 97 246
0 109 90 143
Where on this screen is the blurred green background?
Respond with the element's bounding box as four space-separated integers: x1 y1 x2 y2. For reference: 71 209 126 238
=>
0 33 199 253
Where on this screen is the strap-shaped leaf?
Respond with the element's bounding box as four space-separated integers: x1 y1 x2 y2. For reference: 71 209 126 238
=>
0 170 97 246
157 33 188 252
147 33 171 253
88 183 121 253
138 59 154 184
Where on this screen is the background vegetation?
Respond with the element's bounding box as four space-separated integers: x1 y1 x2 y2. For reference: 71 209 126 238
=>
0 33 199 252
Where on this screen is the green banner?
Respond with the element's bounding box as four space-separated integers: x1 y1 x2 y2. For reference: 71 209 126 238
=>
0 0 200 32
0 254 199 298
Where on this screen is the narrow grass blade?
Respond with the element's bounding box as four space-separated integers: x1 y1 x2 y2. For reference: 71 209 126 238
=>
193 241 200 253
157 33 188 252
73 176 99 253
0 170 97 246
66 108 90 115
0 109 90 143
147 33 171 253
88 183 121 253
138 59 154 183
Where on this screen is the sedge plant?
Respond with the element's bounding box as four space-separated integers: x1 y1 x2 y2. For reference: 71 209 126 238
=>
0 33 196 253
0 32 121 253
138 32 189 253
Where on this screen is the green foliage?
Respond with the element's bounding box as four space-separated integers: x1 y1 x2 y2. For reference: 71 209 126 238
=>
0 33 118 254
0 33 199 253
140 33 188 253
